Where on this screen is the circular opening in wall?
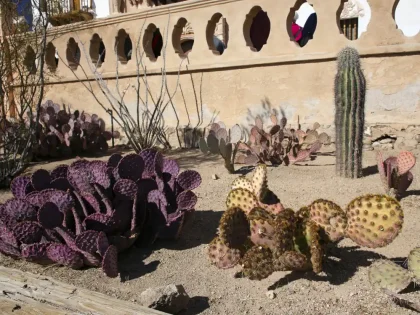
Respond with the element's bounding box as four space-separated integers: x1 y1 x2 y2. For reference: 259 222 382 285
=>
287 0 317 48
23 46 36 74
143 23 163 61
206 13 229 55
45 42 58 72
337 0 371 41
393 0 420 37
243 6 271 52
66 38 81 71
90 33 106 67
172 18 194 58
115 29 133 64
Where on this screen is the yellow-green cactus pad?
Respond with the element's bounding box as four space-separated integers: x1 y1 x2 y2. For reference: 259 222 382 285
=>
231 176 253 191
226 188 258 214
345 194 404 248
305 220 323 274
368 259 412 293
408 247 420 284
218 207 250 249
252 164 268 200
273 209 296 254
309 199 347 242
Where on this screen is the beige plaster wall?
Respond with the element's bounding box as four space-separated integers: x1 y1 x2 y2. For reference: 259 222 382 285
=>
41 0 420 135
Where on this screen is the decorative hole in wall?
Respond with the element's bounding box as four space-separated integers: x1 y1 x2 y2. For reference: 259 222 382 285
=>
90 34 106 67
115 29 132 64
206 13 229 55
23 46 36 74
45 42 58 72
172 18 194 58
337 0 371 40
243 6 271 52
143 23 163 61
393 0 420 37
66 38 81 71
287 0 317 47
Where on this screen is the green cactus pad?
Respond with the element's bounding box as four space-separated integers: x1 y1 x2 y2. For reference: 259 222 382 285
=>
252 164 268 200
218 207 250 249
248 208 276 250
273 250 309 272
408 247 420 283
231 176 253 192
208 237 242 269
368 260 412 293
273 209 296 254
309 199 347 242
345 194 404 248
226 188 258 214
240 246 274 280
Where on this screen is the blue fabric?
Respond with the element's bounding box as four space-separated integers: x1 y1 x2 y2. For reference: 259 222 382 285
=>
213 36 225 54
13 0 33 30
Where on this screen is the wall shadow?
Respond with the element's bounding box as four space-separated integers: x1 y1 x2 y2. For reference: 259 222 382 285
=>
179 296 210 315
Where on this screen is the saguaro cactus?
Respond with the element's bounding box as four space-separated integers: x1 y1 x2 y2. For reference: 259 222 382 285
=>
334 47 366 178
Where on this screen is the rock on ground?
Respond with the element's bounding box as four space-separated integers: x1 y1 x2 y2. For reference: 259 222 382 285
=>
139 284 190 314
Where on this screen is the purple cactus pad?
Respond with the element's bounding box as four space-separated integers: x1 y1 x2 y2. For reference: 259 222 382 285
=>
117 153 144 182
89 161 111 189
21 243 53 264
137 179 158 199
96 232 109 257
11 176 31 199
46 244 84 269
26 189 74 212
158 212 185 240
75 231 99 254
38 202 64 229
0 224 19 247
177 170 202 191
0 239 20 258
176 191 198 211
84 213 116 233
2 198 37 222
31 169 52 191
113 179 138 200
162 158 180 177
102 245 119 278
82 252 101 267
67 168 95 194
25 182 35 195
50 178 73 192
108 233 139 253
55 227 78 251
147 190 168 221
13 221 43 244
81 192 101 213
154 151 164 178
107 153 122 168
139 149 157 178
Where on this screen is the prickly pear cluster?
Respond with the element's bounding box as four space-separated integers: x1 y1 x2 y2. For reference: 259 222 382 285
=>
0 149 201 278
199 121 257 173
377 151 416 199
199 118 331 173
208 166 404 281
31 100 120 158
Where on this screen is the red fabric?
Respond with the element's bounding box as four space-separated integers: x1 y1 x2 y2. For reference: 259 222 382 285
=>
292 22 302 41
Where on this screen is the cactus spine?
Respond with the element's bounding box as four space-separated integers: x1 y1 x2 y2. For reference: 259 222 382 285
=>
334 47 366 178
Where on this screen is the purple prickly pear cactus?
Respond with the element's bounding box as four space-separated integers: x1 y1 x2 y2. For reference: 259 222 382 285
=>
0 149 201 278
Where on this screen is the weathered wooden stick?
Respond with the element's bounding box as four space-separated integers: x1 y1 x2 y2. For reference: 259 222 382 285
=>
0 266 168 315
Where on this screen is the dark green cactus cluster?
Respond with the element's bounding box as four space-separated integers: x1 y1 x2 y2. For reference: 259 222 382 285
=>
368 248 420 312
208 165 405 280
334 47 366 179
377 150 416 199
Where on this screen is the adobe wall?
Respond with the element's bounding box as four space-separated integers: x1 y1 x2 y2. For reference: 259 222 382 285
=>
41 0 420 148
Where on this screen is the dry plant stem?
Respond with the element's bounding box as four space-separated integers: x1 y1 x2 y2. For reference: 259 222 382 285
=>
64 14 185 152
0 0 51 186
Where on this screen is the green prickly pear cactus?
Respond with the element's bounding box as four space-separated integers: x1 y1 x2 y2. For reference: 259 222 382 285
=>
334 47 366 179
208 165 405 282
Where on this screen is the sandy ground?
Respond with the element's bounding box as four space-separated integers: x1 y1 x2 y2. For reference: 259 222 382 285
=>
1 147 420 315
